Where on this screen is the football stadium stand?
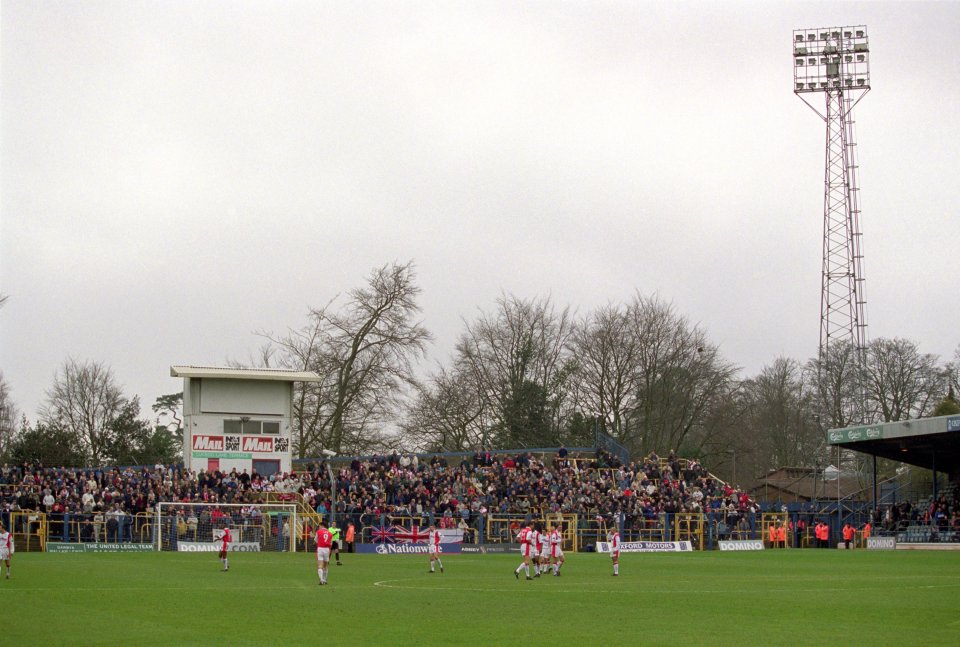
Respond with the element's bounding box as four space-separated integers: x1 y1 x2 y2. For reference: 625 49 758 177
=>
1 447 956 552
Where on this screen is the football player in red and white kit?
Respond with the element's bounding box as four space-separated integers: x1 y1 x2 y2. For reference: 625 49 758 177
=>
427 524 444 573
513 524 534 580
548 523 565 576
315 520 333 585
215 526 232 571
607 527 620 576
0 522 13 579
535 523 549 577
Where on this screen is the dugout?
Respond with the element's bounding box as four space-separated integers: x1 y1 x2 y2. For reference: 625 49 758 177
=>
171 366 321 477
827 414 960 506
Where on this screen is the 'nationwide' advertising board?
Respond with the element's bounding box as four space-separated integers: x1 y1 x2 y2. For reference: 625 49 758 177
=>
356 543 463 555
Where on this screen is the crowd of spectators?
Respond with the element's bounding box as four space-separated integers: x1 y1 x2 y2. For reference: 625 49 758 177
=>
290 447 761 541
880 486 960 538
14 452 958 546
0 448 762 543
0 461 293 542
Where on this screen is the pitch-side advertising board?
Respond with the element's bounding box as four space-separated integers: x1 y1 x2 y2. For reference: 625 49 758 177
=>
718 540 765 551
356 543 463 555
595 540 693 553
47 543 154 553
177 541 262 552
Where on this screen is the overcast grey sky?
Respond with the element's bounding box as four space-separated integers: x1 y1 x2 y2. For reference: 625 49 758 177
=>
2 0 958 422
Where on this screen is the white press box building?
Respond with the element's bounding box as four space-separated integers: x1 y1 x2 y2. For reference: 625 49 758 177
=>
171 366 321 477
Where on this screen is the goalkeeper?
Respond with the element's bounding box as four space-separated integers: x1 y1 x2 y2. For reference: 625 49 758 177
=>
329 521 343 565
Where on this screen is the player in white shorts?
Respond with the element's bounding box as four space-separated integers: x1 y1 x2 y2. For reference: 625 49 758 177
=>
548 523 565 576
513 524 535 580
536 523 550 576
427 524 444 573
214 527 231 572
315 521 333 585
529 524 541 577
0 522 13 579
607 528 620 576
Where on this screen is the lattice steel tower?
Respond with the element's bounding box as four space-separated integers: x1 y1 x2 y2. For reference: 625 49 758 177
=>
794 26 870 365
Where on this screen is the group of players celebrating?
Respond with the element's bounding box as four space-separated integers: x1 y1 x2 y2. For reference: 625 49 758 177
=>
513 522 565 579
220 517 619 586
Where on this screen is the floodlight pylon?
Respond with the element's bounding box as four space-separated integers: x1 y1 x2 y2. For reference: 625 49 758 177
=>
794 26 871 423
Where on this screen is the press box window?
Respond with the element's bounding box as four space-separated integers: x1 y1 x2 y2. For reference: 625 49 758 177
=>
223 419 279 434
262 421 280 435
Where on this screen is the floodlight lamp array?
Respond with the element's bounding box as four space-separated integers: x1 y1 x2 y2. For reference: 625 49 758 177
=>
793 26 870 93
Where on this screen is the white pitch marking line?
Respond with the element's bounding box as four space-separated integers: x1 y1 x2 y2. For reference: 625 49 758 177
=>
372 579 960 595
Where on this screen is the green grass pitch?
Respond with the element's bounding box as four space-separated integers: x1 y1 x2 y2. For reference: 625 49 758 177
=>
1 550 958 646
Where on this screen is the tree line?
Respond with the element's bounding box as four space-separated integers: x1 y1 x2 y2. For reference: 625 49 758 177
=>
1 263 957 484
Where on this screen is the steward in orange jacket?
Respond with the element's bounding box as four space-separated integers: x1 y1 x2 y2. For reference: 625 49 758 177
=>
842 523 856 549
815 522 828 548
345 523 356 553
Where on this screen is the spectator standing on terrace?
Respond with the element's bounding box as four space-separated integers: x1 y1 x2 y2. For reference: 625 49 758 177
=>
92 506 105 542
106 504 122 542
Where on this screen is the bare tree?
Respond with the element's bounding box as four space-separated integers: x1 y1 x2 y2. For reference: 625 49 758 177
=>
739 357 820 474
41 358 126 466
455 294 576 448
400 363 489 452
625 294 739 457
568 304 641 442
806 340 864 430
261 261 431 456
0 373 18 459
862 337 943 422
0 298 14 456
945 345 960 403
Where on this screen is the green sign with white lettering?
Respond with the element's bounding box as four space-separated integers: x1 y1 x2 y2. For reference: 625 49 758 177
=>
828 425 884 444
192 451 253 459
47 543 154 553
